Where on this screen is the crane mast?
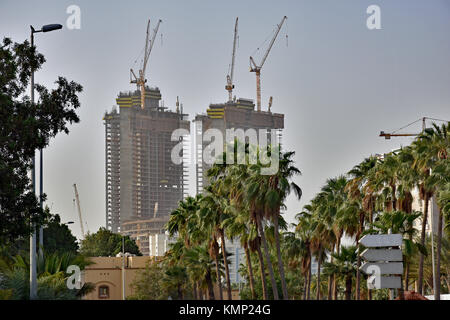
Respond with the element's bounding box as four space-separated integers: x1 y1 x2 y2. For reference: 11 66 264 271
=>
130 19 162 110
250 16 287 111
73 183 85 238
226 17 239 102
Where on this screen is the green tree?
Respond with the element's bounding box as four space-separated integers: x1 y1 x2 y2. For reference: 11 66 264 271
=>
79 227 141 257
41 213 78 255
412 123 449 298
0 38 82 244
323 245 357 300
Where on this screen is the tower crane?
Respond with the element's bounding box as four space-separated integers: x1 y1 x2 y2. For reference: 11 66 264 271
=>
225 17 239 102
130 19 162 110
73 183 85 238
250 16 287 112
378 117 449 139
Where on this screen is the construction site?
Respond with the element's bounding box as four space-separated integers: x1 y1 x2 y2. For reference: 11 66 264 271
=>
103 19 189 255
103 16 288 255
194 17 286 193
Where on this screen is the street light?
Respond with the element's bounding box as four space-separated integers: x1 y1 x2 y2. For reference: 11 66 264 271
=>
63 221 75 225
29 23 63 300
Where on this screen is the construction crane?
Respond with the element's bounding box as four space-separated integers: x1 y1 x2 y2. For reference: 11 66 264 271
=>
225 17 239 102
130 19 162 110
73 183 85 238
250 16 287 112
379 117 449 139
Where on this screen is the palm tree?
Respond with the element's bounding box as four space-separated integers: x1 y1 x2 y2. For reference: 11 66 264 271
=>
265 150 302 300
184 245 216 300
163 265 188 299
346 157 377 299
295 206 314 299
323 245 357 300
413 122 449 298
199 183 232 300
246 167 279 299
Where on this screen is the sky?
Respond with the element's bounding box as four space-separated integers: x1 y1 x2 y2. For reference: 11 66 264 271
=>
1 0 449 241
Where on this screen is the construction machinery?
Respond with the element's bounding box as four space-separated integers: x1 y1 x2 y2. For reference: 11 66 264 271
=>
250 16 287 112
225 17 239 102
130 19 162 110
379 117 448 139
73 183 86 238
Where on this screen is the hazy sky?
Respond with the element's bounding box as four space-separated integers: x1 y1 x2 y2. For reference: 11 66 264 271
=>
1 0 449 241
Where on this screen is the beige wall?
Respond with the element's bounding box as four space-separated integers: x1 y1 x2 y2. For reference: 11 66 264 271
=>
83 256 154 300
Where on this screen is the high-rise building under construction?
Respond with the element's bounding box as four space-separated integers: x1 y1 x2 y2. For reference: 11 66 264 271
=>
104 86 189 254
194 98 284 193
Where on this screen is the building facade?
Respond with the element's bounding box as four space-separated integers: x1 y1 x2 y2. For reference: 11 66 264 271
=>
194 98 284 193
82 256 154 300
104 86 189 254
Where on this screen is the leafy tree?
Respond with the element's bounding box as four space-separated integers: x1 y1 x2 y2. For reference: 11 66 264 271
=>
79 227 141 257
0 37 82 244
40 213 78 255
128 261 168 300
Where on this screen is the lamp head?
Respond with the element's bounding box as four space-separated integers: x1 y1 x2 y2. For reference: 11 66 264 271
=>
42 24 63 32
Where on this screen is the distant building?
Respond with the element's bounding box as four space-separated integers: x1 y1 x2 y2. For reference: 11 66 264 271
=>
194 98 283 193
120 217 167 256
149 232 176 257
104 86 190 254
225 238 246 284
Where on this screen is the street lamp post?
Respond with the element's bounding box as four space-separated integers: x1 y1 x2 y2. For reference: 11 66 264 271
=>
29 23 62 300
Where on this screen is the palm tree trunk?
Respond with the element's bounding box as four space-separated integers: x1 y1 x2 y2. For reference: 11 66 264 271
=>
327 275 333 300
302 272 308 300
256 214 279 300
327 245 334 300
345 274 352 300
178 284 183 300
333 237 341 300
219 230 232 300
205 270 215 300
193 281 198 300
434 208 443 300
256 242 268 299
215 256 223 300
273 214 289 300
306 257 312 300
418 193 429 295
244 246 256 299
405 261 410 291
316 245 322 300
356 242 362 300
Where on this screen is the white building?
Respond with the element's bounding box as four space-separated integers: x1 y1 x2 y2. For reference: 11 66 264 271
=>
225 238 246 284
148 232 176 257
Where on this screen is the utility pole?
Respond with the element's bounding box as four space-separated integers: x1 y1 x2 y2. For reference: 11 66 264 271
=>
29 23 63 300
29 27 37 300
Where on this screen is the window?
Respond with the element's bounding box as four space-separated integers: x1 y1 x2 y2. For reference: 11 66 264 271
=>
98 285 109 299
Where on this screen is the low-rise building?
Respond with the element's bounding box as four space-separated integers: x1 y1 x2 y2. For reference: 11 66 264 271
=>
82 256 153 300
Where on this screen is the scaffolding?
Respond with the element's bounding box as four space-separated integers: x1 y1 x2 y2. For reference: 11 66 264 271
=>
194 98 284 193
104 87 190 237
